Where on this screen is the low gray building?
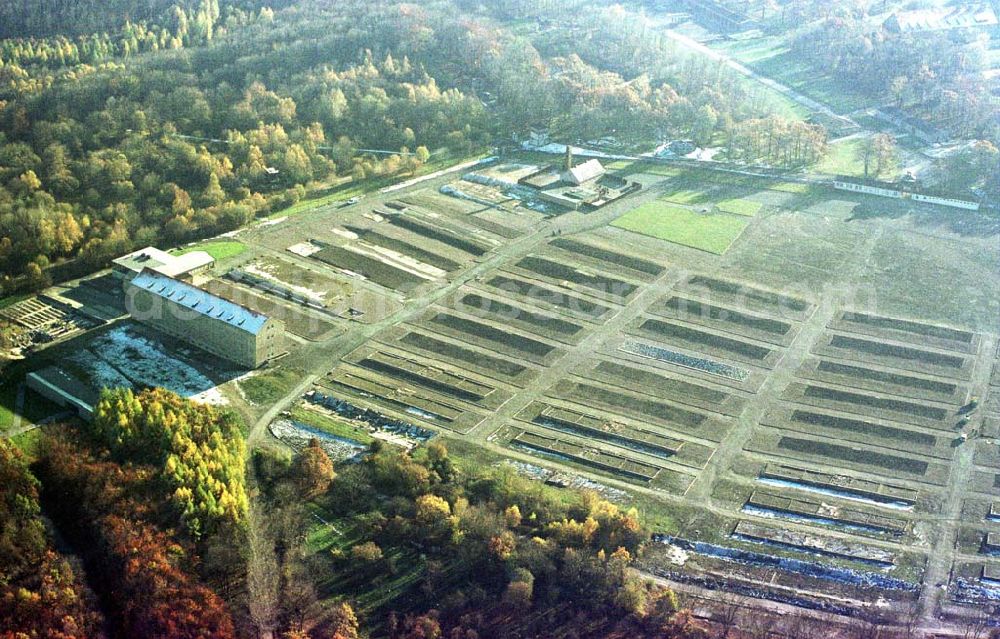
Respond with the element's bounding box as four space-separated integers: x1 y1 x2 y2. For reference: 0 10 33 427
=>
126 268 284 368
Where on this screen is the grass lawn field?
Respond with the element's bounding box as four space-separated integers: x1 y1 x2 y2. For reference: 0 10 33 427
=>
604 160 682 177
239 366 304 406
174 240 247 261
0 379 18 432
813 137 867 177
612 202 750 254
289 405 375 446
662 188 713 205
714 36 869 114
717 198 762 217
768 181 813 194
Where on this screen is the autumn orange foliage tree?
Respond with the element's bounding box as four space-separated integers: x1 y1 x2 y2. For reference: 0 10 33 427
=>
297 437 336 498
38 437 237 639
0 441 105 639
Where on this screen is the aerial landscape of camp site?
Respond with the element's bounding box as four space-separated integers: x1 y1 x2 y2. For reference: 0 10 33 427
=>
0 1 998 638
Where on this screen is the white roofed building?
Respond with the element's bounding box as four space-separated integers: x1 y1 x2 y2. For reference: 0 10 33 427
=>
561 159 605 186
112 247 215 284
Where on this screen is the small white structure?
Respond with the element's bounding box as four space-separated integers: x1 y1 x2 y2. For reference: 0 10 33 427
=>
112 247 215 284
561 159 605 186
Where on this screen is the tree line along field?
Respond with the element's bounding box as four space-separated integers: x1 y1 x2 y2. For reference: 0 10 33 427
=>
6 150 997 634
4 0 1000 635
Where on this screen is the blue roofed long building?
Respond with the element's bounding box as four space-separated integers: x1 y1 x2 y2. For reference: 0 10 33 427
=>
125 268 285 368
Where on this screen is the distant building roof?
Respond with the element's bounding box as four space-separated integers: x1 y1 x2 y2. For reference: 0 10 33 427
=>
113 246 175 274
129 268 269 335
113 247 215 278
163 251 215 277
26 366 99 417
884 5 998 33
561 159 605 185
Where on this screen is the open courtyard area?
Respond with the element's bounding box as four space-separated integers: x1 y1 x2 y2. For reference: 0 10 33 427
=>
6 156 1000 633
213 157 1000 629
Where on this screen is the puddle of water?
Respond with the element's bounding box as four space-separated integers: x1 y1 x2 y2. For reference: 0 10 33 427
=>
742 504 893 536
730 531 893 568
652 534 916 591
757 478 914 511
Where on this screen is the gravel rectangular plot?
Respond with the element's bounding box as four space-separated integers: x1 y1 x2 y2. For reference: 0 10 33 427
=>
512 430 662 482
358 357 486 403
454 293 584 337
655 296 794 346
637 318 773 361
514 256 637 298
790 410 937 447
802 385 948 420
746 490 908 536
386 214 488 256
760 464 919 505
312 246 426 292
731 521 895 566
549 238 664 276
816 361 957 395
561 381 707 429
530 413 682 459
594 360 728 405
326 371 463 423
777 436 929 476
485 275 612 319
398 332 526 379
684 275 811 315
429 312 556 357
345 227 462 272
663 297 791 336
619 339 750 382
839 312 974 345
829 335 965 370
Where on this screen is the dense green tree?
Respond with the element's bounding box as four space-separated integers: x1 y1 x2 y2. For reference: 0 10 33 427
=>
92 387 249 538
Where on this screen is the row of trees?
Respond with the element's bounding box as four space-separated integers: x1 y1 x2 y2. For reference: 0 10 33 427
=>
0 0 291 39
728 116 828 168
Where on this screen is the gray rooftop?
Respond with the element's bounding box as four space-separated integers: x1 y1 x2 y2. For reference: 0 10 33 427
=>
130 269 269 335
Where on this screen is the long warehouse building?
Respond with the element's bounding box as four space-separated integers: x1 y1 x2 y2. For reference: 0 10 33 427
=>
125 268 284 368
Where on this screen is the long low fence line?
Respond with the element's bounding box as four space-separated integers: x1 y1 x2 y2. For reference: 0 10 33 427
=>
832 177 981 211
520 143 990 212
